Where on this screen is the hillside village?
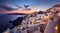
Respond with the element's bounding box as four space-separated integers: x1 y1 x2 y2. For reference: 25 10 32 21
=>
3 2 60 33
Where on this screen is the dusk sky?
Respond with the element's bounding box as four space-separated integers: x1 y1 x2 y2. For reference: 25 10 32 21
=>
0 0 60 14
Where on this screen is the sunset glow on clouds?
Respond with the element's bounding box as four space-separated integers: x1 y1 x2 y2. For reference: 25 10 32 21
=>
0 0 60 14
0 9 34 14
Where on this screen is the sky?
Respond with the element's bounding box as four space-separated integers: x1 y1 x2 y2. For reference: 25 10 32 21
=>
0 0 60 14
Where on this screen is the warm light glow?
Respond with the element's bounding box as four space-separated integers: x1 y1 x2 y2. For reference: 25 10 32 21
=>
3 29 9 33
55 26 58 30
2 9 34 14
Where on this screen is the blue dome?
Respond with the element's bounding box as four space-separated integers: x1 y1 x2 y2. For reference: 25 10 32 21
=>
38 11 44 14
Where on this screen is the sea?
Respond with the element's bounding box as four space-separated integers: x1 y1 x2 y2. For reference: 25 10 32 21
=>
0 14 25 33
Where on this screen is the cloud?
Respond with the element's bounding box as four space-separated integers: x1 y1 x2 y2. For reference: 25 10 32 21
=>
0 3 18 11
0 0 35 14
16 5 22 8
0 0 19 12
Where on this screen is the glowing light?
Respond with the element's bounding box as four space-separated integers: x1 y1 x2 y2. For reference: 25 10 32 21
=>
55 26 58 30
